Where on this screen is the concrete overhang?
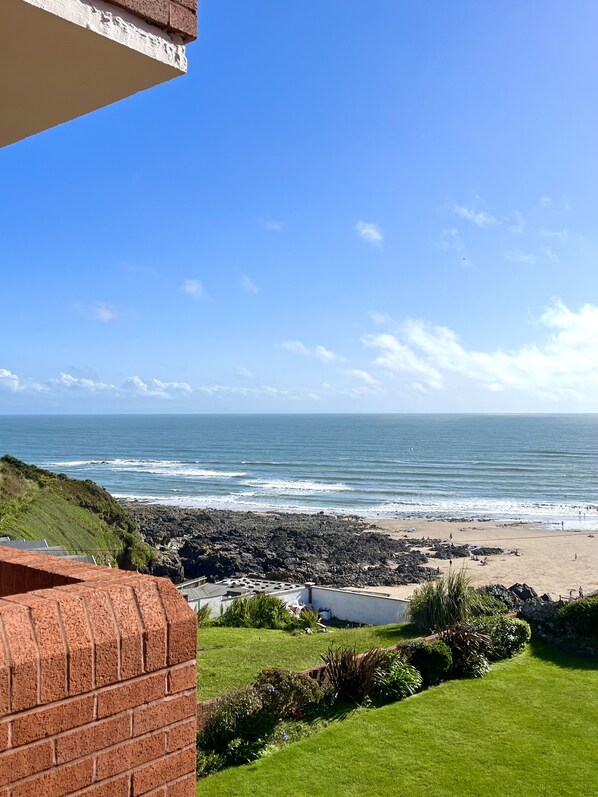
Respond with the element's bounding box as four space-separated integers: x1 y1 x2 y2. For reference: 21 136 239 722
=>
1 0 195 148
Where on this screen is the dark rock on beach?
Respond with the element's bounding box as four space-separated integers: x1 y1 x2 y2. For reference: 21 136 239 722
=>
123 503 438 588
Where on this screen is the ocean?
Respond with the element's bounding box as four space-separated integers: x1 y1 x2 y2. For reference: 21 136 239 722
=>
1 414 598 528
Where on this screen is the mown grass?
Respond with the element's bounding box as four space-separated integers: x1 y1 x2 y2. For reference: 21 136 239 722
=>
199 642 598 797
197 623 415 700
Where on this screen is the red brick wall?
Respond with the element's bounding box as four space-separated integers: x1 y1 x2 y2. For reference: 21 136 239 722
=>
0 547 197 796
107 0 198 42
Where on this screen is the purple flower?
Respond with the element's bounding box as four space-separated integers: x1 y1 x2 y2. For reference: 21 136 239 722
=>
282 732 289 741
267 684 275 693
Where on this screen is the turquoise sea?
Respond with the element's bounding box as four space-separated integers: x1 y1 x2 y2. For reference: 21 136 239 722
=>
1 414 598 528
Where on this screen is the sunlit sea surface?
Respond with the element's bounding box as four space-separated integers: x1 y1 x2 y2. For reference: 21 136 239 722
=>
2 414 598 529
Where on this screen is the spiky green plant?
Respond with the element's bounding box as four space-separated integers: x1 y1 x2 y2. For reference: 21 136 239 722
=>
409 569 493 633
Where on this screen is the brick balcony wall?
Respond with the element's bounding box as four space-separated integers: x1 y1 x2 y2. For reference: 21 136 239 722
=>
108 0 198 43
0 546 197 796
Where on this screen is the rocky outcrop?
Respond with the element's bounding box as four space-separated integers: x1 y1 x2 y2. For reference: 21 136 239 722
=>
123 504 438 588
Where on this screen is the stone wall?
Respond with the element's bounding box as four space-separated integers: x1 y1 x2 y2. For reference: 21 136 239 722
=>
0 546 197 795
107 0 198 42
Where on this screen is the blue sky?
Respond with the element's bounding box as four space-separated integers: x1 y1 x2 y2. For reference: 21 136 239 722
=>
1 0 598 413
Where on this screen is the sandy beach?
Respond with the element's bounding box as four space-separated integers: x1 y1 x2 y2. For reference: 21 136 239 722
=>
359 518 598 600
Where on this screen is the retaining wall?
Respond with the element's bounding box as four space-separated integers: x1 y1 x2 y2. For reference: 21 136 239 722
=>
0 545 197 796
308 586 411 626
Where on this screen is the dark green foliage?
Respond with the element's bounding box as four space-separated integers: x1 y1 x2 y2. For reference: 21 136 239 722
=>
196 748 225 778
375 653 423 701
476 584 519 611
410 570 496 633
558 596 598 639
199 687 275 757
254 669 325 720
322 646 388 704
477 616 531 660
399 640 453 686
218 593 297 630
440 623 493 679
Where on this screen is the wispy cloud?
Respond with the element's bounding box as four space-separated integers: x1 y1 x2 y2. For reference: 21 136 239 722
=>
540 227 569 242
363 299 598 401
370 311 391 325
539 196 553 207
0 368 46 394
355 221 383 246
438 228 465 254
236 367 254 379
281 340 345 363
122 376 193 398
453 205 498 228
241 275 259 294
508 211 526 234
506 248 538 264
92 302 118 322
345 368 378 385
183 279 203 298
261 218 283 232
53 372 116 392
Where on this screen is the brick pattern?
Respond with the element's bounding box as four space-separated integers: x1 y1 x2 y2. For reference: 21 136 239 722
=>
107 0 198 42
0 546 197 795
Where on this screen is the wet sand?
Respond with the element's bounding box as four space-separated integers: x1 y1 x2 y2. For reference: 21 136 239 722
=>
360 518 598 600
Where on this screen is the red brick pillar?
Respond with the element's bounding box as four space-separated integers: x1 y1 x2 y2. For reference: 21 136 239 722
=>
0 546 197 796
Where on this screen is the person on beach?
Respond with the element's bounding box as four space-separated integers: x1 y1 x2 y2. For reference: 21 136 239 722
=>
579 586 584 598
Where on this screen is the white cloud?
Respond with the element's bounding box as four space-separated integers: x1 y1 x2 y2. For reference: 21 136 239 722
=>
53 372 116 392
356 221 383 246
540 246 559 262
540 227 569 242
363 300 598 401
509 211 526 234
0 369 22 393
539 196 553 207
122 376 193 398
281 340 310 355
438 228 464 254
506 248 538 264
281 341 345 363
92 302 118 322
236 367 254 379
183 279 203 298
370 311 390 325
241 275 259 294
453 205 498 228
345 368 378 385
314 345 344 363
261 218 283 232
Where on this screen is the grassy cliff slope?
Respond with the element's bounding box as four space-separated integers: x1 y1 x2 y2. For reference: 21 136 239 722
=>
0 455 154 570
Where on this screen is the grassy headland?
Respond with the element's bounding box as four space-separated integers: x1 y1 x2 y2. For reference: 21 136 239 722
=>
0 455 154 569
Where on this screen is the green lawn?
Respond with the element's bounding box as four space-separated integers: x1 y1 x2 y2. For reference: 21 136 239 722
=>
199 642 598 797
197 623 414 699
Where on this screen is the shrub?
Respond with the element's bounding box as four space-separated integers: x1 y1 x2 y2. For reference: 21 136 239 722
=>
200 687 274 754
298 607 321 632
196 604 213 627
375 653 423 702
440 623 493 679
254 669 325 721
410 570 495 633
399 640 453 686
477 616 531 659
322 646 388 704
196 748 225 778
558 596 598 638
476 584 518 611
218 593 297 630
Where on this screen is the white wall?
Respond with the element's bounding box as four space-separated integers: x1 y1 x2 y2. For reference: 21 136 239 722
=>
308 586 410 626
